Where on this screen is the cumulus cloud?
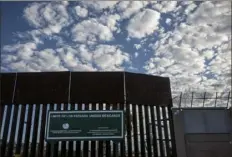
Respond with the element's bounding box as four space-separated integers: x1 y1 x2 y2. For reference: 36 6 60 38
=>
165 18 171 25
127 9 160 38
23 2 72 35
187 2 230 26
184 2 197 14
173 1 231 51
82 1 118 11
23 3 46 28
134 52 139 58
116 1 149 19
3 42 37 60
92 45 130 70
76 44 130 71
207 42 231 81
2 42 130 72
201 50 214 60
71 18 113 44
145 1 231 92
2 43 67 72
56 46 95 71
99 14 120 31
134 44 142 50
151 1 177 13
74 6 88 18
1 1 231 93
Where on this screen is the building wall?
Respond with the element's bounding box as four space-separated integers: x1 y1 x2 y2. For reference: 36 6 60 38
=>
173 108 232 157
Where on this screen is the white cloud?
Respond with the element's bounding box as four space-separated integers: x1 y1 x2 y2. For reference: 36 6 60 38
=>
56 47 95 71
3 42 37 60
201 50 214 60
180 2 231 51
92 45 130 70
23 3 46 28
184 2 197 14
116 1 149 19
134 44 141 50
165 18 171 25
186 1 231 37
75 6 88 18
82 1 118 11
99 14 120 31
2 1 231 93
2 43 68 72
62 1 69 6
145 1 231 92
127 9 160 38
29 30 43 44
24 2 72 34
187 2 231 27
151 1 177 13
207 42 231 77
36 49 62 68
134 52 139 58
78 45 92 62
71 18 113 44
145 43 205 78
57 44 130 71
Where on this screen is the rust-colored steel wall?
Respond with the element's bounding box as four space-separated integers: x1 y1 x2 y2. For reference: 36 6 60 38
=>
0 72 176 157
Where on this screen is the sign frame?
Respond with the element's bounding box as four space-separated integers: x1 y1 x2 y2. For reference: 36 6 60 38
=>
45 110 124 141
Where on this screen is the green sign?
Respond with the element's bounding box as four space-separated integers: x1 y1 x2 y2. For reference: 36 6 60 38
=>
45 110 124 141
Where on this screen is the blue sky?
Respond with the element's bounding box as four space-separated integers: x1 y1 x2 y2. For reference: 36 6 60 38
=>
1 1 231 92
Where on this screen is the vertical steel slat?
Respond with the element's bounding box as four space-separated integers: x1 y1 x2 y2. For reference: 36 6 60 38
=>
144 105 152 157
126 104 132 157
167 103 177 157
0 104 3 157
15 104 26 154
75 104 81 157
119 103 125 157
61 104 68 157
138 105 145 157
83 104 89 157
54 104 61 157
38 104 47 157
1 104 12 157
46 104 54 157
156 106 165 157
22 104 33 157
105 103 111 157
132 105 138 157
150 106 158 157
0 104 4 136
30 104 40 157
98 103 103 157
162 106 170 157
7 105 19 157
91 104 96 157
112 103 118 157
68 104 75 157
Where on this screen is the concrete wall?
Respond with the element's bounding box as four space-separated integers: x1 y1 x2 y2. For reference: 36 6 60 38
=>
173 108 232 157
186 134 232 157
